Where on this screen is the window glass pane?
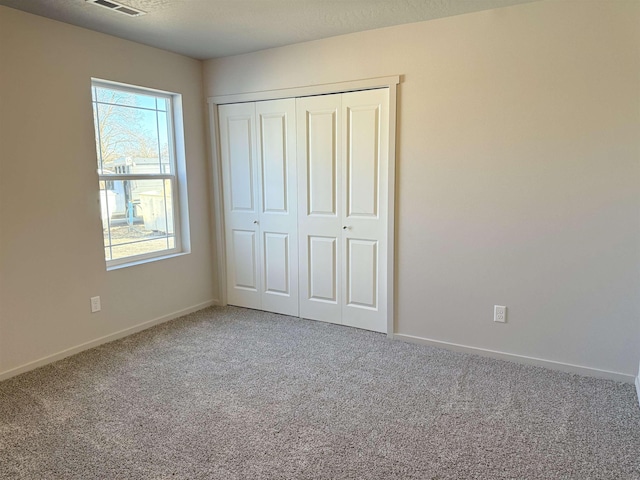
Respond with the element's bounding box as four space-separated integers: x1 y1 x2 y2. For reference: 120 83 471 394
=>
95 86 157 110
156 97 168 112
157 111 171 173
137 179 175 236
111 239 171 261
99 185 116 246
101 179 175 261
95 103 162 175
93 105 103 172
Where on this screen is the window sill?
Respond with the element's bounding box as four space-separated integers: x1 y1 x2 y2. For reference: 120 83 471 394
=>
106 251 190 271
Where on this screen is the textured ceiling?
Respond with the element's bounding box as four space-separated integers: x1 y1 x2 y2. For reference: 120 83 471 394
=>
0 0 542 59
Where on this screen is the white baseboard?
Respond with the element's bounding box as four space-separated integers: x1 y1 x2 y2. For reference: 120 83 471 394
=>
0 299 218 382
635 373 640 408
394 333 635 384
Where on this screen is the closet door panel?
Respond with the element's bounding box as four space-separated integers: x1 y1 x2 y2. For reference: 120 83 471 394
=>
260 113 288 213
263 232 290 295
341 89 389 333
346 105 379 218
231 229 259 290
308 235 338 302
307 109 338 216
297 94 342 324
227 118 256 212
346 238 377 309
219 103 262 309
256 99 299 316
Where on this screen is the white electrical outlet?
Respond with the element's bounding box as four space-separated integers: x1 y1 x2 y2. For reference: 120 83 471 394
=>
90 296 101 313
494 305 506 323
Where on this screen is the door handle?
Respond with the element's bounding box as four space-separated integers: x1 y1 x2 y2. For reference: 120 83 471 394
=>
343 226 348 230
253 220 259 225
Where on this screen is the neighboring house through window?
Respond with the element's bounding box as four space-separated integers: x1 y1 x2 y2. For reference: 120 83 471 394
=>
91 79 189 268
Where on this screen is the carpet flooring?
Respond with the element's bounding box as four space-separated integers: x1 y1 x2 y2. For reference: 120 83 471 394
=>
1 306 639 479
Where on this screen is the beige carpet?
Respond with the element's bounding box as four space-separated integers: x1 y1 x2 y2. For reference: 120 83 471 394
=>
1 306 639 479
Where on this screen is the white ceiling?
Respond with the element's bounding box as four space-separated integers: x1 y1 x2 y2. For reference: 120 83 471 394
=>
0 0 542 60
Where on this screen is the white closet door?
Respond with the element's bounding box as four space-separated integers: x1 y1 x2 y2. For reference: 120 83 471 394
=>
255 99 299 316
341 89 389 333
219 102 262 309
220 89 389 331
297 94 343 324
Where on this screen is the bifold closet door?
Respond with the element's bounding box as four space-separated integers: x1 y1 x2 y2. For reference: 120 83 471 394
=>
297 94 343 324
219 102 261 310
340 89 388 333
297 88 389 333
219 99 298 316
255 100 298 316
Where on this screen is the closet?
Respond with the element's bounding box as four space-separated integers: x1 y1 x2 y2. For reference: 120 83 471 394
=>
218 88 389 333
218 98 298 317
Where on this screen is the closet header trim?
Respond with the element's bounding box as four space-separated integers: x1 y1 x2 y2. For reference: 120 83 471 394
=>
207 75 400 105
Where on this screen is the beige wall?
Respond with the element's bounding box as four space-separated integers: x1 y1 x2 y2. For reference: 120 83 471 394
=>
204 0 640 378
0 7 217 376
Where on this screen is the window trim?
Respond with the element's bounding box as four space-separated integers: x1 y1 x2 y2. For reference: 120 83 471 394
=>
92 78 190 270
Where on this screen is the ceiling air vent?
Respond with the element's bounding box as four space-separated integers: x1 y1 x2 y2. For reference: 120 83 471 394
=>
86 0 146 17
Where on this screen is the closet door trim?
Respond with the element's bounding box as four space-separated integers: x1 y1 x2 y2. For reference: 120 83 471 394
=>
209 75 399 105
207 75 399 337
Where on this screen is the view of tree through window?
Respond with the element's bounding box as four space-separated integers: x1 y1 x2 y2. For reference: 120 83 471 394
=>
92 81 180 266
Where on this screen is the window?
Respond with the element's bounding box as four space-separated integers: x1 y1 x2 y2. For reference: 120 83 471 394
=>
92 80 188 268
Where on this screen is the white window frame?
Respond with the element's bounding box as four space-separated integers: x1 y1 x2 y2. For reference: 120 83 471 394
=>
92 78 190 270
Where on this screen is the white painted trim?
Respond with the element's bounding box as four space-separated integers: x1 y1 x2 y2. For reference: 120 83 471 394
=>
107 251 189 271
394 333 635 384
207 102 228 306
0 300 218 382
386 82 397 339
208 75 401 328
91 77 176 98
207 75 400 105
